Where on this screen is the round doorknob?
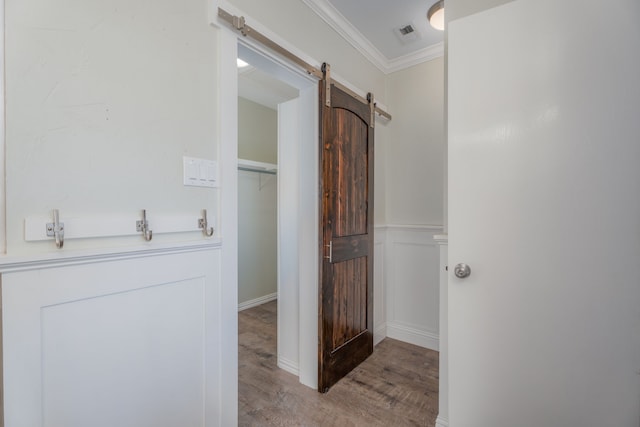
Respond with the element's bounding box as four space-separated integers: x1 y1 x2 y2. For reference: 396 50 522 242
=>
454 263 471 279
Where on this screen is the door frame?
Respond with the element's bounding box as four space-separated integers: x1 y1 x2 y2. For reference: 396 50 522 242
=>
276 89 320 388
0 0 6 253
217 11 320 389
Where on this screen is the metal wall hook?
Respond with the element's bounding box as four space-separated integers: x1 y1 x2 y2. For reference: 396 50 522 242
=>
136 209 153 241
46 209 64 249
198 209 215 237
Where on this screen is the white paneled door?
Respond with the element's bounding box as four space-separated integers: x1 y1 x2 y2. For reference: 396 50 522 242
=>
448 0 640 426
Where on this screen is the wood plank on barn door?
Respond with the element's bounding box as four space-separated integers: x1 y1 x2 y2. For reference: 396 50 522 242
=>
318 70 375 393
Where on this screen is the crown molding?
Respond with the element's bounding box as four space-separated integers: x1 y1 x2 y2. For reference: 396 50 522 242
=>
301 0 388 71
302 0 444 74
386 42 445 73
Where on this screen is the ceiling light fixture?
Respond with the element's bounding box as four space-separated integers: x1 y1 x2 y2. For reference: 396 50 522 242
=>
237 58 250 68
427 0 445 31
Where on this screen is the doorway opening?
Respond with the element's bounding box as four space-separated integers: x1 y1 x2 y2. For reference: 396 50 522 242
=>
237 61 290 313
236 40 319 389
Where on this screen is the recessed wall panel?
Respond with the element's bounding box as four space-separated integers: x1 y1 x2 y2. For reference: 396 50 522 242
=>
41 279 205 427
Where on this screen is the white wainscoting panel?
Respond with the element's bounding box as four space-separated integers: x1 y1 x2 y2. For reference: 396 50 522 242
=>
0 245 223 427
384 225 442 351
373 231 387 346
434 234 449 427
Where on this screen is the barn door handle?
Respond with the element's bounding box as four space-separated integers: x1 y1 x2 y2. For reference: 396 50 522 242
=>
324 241 333 263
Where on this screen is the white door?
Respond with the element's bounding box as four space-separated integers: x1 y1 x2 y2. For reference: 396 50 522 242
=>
448 0 640 426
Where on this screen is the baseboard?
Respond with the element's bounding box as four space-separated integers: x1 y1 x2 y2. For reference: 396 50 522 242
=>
373 323 387 346
386 321 439 351
277 356 299 376
238 292 277 311
383 224 444 232
435 415 449 427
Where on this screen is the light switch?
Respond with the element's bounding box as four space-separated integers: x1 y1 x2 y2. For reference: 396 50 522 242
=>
184 157 218 188
204 161 217 185
184 157 199 186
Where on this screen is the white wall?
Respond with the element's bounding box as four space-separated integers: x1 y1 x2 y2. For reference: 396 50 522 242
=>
378 58 445 351
238 97 277 164
386 58 445 226
447 0 515 21
237 97 277 307
373 123 388 226
5 0 218 255
237 171 277 306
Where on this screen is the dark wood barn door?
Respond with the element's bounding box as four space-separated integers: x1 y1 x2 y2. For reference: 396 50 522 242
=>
318 75 375 392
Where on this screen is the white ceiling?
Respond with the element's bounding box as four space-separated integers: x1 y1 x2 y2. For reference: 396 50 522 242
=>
238 66 299 110
302 0 444 73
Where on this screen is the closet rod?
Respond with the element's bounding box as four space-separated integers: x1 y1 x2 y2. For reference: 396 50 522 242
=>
238 166 277 176
218 7 392 121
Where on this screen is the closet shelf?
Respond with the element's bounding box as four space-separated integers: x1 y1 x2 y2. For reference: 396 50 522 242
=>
238 158 277 175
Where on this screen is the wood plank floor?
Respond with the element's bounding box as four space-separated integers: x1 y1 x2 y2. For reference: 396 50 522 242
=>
239 301 439 426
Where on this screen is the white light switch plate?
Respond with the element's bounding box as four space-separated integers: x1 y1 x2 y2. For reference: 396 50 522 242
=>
183 157 218 188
